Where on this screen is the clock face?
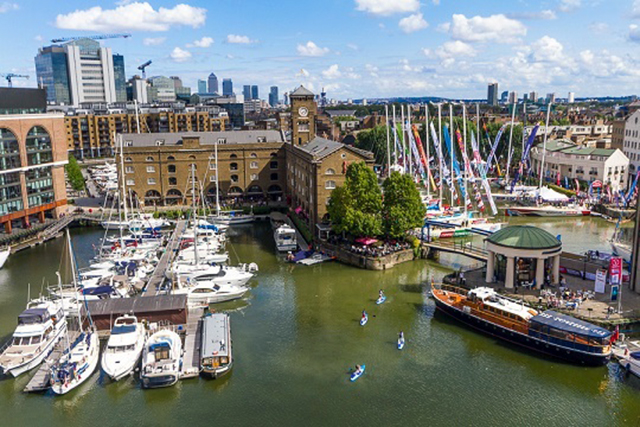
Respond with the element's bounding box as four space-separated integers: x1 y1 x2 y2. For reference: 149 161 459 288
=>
298 107 309 117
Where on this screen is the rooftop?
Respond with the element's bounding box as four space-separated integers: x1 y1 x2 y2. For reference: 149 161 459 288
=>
290 85 314 97
296 136 374 160
486 225 561 250
121 130 284 147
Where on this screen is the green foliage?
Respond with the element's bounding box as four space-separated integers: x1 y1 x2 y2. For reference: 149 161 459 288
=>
66 155 85 192
289 211 313 244
382 172 425 238
327 162 382 237
356 125 389 166
548 184 576 197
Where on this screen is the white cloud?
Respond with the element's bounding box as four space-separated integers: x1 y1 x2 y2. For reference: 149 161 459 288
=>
558 0 581 12
34 35 43 42
354 0 419 16
226 34 256 44
399 13 428 33
298 68 310 77
170 47 191 62
579 50 594 65
432 0 440 4
55 2 206 32
347 43 359 51
630 24 640 43
297 41 329 57
447 14 526 44
507 10 557 20
530 36 564 62
435 40 476 59
143 37 166 46
0 2 18 13
190 36 214 48
322 64 342 79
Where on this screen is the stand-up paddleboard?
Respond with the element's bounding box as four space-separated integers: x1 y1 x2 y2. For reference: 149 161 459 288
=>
397 338 405 350
376 296 386 305
360 315 368 326
350 365 365 382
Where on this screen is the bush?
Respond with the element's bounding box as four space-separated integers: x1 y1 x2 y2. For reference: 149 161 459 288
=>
65 155 85 192
289 211 313 245
406 234 420 249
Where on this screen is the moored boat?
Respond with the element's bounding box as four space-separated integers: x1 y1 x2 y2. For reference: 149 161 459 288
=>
50 330 100 395
101 314 146 381
140 327 182 388
431 284 612 365
274 224 297 252
505 206 591 217
200 313 233 379
0 247 10 269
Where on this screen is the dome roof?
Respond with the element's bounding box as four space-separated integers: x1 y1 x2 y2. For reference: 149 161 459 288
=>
487 226 561 250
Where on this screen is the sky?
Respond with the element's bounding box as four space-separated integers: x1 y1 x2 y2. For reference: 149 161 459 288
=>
0 0 639 100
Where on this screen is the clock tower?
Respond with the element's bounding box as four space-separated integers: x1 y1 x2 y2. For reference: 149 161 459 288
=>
290 85 317 146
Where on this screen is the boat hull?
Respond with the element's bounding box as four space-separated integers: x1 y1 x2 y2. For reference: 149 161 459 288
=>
0 248 9 269
201 363 232 379
433 297 610 366
0 323 67 378
141 373 180 388
505 207 591 217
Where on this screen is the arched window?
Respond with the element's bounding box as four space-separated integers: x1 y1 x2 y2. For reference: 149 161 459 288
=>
250 161 258 169
270 152 278 157
250 174 258 181
228 186 243 195
230 174 239 182
188 155 196 160
325 168 335 175
144 190 162 205
230 162 238 171
189 163 197 170
247 185 263 194
165 189 183 205
167 155 175 161
26 126 53 166
0 128 21 170
125 157 133 162
268 184 282 193
325 180 336 190
230 153 238 159
146 156 154 162
250 153 257 158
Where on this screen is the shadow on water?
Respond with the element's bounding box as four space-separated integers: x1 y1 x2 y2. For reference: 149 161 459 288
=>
398 283 428 294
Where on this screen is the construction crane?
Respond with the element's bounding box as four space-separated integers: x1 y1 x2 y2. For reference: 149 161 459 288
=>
51 33 131 43
138 60 152 79
0 73 29 88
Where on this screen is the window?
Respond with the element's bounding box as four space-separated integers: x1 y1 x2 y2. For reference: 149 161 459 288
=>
125 157 133 162
125 166 134 173
270 161 278 169
325 168 335 175
326 197 331 205
210 175 217 182
147 178 156 185
155 140 164 146
230 162 238 171
250 161 258 169
325 180 336 190
190 163 197 170
250 173 258 181
146 166 155 173
146 156 154 162
230 153 237 159
167 155 175 161
126 179 135 186
270 173 278 181
218 138 226 144
270 152 278 157
257 136 267 142
341 153 346 159
231 175 239 183
209 163 216 171
250 153 257 158
168 177 177 185
168 164 176 173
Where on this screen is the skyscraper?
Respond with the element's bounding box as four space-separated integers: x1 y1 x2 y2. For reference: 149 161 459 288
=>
487 83 499 106
147 76 176 103
208 72 219 94
529 91 538 103
269 86 279 107
243 85 251 100
508 91 518 104
501 91 509 103
64 38 120 105
251 85 258 100
34 45 71 105
222 78 233 96
568 92 575 103
198 79 207 94
112 55 126 102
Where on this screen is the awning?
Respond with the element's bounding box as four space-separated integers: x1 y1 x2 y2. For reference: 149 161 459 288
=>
355 237 378 246
531 311 611 338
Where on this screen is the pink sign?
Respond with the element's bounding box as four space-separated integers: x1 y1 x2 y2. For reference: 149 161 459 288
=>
609 257 622 284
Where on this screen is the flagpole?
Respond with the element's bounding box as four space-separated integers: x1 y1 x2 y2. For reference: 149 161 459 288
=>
425 104 431 197
407 104 413 178
438 103 443 204
392 104 398 169
449 103 454 206
401 104 407 174
539 101 552 190
385 104 391 176
506 102 516 184
462 102 468 218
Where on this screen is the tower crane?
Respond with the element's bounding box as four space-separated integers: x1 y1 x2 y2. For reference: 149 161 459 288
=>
0 73 29 88
138 60 152 79
51 33 131 43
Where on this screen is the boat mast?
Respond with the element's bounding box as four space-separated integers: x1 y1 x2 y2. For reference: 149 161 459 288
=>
392 105 398 169
214 138 220 217
401 105 407 174
449 103 454 206
437 103 443 204
119 134 128 223
506 102 517 185
538 101 553 190
66 229 84 332
425 104 431 198
55 271 71 355
191 164 199 265
385 104 391 176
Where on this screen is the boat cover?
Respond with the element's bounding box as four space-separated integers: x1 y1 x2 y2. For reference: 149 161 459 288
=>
531 311 611 338
112 324 137 335
18 308 48 324
82 285 115 296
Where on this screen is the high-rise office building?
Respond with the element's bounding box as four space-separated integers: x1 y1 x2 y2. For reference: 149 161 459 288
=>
523 93 529 102
546 93 556 103
128 76 148 104
198 79 207 94
269 86 279 107
487 83 499 106
568 92 575 103
34 45 71 105
501 91 509 103
222 79 233 96
113 55 126 102
147 76 177 103
243 85 251 100
251 85 258 100
529 91 538 103
508 91 518 104
208 72 219 94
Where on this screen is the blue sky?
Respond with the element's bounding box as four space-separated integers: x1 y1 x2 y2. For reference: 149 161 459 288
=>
0 0 638 99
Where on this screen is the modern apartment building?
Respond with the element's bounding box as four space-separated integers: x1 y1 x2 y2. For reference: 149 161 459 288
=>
487 83 499 106
222 79 233 96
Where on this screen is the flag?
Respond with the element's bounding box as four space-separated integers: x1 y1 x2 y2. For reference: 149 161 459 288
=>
611 325 620 343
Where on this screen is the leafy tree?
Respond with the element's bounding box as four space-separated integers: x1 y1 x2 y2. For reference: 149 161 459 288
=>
356 125 389 166
382 172 425 238
327 162 382 237
65 155 85 192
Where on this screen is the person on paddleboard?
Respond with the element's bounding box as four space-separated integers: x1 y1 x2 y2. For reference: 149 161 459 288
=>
379 289 385 299
355 365 363 374
399 331 404 341
362 310 367 319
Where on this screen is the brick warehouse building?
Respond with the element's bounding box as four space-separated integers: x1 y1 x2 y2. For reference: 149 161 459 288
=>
0 113 68 233
120 86 374 236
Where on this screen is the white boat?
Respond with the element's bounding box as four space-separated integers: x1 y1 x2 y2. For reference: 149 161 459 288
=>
102 213 170 230
296 253 334 265
140 328 182 388
170 263 257 287
611 242 632 264
200 313 233 379
505 205 591 217
209 210 255 225
50 330 100 395
0 298 67 377
0 247 10 269
173 281 249 305
274 225 297 252
101 314 146 381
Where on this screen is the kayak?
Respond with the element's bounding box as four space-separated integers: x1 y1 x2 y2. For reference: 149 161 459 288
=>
350 365 366 382
360 315 368 326
376 296 386 305
398 338 405 350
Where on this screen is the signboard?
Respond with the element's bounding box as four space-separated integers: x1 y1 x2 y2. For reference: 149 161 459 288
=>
611 284 620 301
609 257 622 285
592 180 603 189
594 269 607 293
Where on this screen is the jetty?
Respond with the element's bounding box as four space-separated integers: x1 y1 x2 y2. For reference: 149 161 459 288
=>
180 306 204 379
145 219 187 295
23 331 80 393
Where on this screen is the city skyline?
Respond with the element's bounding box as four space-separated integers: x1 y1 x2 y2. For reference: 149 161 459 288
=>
0 0 639 99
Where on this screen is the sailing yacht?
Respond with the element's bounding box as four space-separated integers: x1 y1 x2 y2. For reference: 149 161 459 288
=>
0 298 67 377
101 315 146 381
140 327 183 388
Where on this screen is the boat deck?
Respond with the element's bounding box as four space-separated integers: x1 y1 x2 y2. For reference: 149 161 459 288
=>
23 331 80 393
180 307 204 379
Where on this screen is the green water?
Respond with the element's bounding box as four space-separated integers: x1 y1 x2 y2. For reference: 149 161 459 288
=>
0 218 639 427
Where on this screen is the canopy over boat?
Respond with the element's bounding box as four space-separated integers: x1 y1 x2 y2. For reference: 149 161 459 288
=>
18 308 48 324
531 311 611 339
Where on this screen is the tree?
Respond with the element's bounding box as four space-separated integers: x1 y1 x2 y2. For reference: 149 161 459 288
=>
382 172 425 238
327 162 382 237
65 155 85 192
355 125 389 166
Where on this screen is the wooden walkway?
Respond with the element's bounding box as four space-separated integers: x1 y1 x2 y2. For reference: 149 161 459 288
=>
146 219 186 295
424 240 488 262
180 307 204 379
24 331 80 393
